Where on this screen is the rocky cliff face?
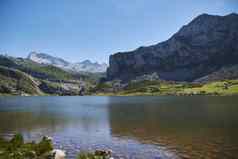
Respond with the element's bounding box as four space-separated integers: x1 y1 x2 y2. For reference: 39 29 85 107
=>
107 13 238 82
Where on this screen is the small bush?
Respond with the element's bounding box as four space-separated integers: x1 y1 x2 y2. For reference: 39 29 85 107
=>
0 134 54 159
77 150 112 159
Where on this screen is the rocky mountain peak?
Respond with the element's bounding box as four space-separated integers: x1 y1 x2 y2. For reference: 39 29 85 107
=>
107 13 238 82
28 52 70 67
80 60 92 65
27 52 108 73
226 12 238 17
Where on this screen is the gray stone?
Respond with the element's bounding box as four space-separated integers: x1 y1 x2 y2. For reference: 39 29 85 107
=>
107 13 238 82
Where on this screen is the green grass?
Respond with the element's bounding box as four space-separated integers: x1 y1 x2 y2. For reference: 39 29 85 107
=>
94 82 113 91
0 56 74 81
180 80 238 95
95 80 238 96
0 66 42 95
15 59 73 80
116 80 183 96
38 80 64 95
0 134 53 159
1 55 238 96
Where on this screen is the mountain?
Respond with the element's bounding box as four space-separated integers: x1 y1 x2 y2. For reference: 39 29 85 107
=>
0 65 42 95
194 64 238 83
70 60 108 73
28 52 70 68
107 13 238 82
0 55 94 96
28 52 108 73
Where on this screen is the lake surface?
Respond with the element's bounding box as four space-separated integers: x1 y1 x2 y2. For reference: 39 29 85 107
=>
0 96 238 159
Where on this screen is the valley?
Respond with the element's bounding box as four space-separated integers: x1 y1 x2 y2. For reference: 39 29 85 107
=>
1 13 238 96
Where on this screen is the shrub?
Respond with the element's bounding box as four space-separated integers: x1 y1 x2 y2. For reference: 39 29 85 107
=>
0 134 54 159
77 150 112 159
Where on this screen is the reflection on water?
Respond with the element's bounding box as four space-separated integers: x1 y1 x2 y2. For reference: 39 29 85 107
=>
0 96 238 159
108 97 238 159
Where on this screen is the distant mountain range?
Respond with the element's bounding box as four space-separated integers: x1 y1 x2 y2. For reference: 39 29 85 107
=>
0 53 108 96
107 13 238 82
28 52 108 73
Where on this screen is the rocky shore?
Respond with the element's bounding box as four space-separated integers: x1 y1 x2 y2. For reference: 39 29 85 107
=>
0 134 114 159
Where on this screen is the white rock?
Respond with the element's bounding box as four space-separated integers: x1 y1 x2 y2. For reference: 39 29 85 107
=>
45 136 53 141
52 149 66 159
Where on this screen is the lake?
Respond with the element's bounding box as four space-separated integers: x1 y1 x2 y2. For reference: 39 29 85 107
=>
0 96 238 159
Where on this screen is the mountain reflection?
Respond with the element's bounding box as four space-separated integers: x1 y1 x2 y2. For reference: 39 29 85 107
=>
0 96 238 159
0 96 111 139
107 96 238 159
0 111 65 134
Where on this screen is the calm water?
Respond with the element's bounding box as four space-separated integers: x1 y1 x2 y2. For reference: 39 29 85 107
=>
0 96 238 159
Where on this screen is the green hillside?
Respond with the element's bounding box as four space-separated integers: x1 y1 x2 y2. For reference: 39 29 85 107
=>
0 55 94 95
1 55 238 96
95 80 238 96
0 66 42 95
0 55 73 81
9 56 73 81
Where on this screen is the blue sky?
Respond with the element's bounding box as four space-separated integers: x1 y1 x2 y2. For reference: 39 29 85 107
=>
0 0 237 63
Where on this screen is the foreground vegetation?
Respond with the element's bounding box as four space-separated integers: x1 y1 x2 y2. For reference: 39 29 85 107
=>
0 134 112 159
0 134 53 159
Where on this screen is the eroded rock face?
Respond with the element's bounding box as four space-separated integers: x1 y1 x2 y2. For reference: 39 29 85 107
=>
107 13 238 82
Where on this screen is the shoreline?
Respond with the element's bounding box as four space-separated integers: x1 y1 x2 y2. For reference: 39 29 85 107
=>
0 134 114 159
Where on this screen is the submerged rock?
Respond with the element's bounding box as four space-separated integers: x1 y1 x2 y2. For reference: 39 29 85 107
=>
77 149 114 159
95 149 112 157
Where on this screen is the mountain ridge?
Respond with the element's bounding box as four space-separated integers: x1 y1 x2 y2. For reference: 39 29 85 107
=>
0 54 100 96
28 52 108 73
107 13 238 82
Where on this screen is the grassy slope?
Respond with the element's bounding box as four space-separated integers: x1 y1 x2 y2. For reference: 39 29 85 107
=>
0 55 74 81
1 55 238 96
181 80 238 95
0 56 98 95
96 80 238 96
14 58 73 81
0 66 43 95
